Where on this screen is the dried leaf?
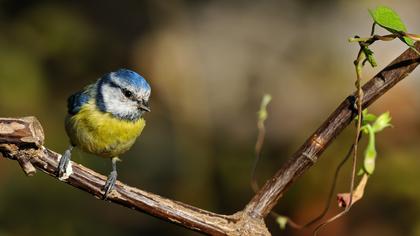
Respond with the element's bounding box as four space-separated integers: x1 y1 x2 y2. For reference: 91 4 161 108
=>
337 174 369 208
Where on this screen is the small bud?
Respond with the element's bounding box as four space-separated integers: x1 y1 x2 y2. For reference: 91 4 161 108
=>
372 112 392 133
364 125 377 175
276 216 288 230
257 94 272 122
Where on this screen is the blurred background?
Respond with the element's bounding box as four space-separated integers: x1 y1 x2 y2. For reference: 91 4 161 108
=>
0 0 419 235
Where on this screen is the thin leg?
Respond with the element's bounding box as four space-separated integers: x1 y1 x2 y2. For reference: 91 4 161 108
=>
58 145 73 177
102 157 119 199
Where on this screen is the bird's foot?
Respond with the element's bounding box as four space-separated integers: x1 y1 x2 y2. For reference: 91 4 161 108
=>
58 147 72 177
102 170 117 199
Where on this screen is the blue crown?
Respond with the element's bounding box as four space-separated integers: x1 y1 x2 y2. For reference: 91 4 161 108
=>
107 69 151 92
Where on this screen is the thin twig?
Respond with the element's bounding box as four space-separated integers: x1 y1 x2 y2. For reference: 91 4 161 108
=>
313 46 366 236
251 119 266 192
314 23 379 234
251 94 272 192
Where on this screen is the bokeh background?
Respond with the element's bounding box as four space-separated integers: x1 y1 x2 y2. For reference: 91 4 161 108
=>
0 0 419 235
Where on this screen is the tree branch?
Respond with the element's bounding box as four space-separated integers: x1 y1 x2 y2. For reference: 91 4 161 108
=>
0 118 269 236
246 42 420 219
0 42 418 236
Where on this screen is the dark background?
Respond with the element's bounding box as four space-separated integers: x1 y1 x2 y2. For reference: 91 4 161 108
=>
0 0 419 235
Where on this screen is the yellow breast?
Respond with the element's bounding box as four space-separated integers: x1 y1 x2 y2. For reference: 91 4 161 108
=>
65 101 146 158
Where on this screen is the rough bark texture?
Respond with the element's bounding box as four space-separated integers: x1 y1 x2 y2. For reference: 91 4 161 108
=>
0 42 419 235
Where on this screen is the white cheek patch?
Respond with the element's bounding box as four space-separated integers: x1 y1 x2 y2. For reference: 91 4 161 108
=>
101 83 138 118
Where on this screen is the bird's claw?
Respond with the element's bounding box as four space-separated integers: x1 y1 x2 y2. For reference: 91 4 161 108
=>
102 170 117 199
58 149 72 177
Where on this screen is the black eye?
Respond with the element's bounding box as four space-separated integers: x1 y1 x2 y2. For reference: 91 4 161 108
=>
122 89 133 98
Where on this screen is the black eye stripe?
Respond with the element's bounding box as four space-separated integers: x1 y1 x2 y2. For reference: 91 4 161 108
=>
107 81 134 99
122 88 133 98
108 80 121 89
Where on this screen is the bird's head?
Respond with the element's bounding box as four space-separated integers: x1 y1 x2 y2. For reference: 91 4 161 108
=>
96 69 151 121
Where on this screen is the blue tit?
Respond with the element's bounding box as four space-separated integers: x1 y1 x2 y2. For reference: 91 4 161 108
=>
58 68 151 198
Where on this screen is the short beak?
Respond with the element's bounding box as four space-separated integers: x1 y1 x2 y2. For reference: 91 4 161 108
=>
138 101 151 112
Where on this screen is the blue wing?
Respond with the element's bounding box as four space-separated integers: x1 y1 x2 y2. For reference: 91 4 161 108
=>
67 86 92 115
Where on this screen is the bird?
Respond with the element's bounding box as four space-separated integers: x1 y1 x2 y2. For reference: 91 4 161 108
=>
58 68 151 198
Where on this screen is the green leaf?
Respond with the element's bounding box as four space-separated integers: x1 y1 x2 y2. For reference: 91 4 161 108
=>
372 111 392 133
369 6 415 46
363 125 377 175
362 46 377 67
276 216 288 230
364 113 377 123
